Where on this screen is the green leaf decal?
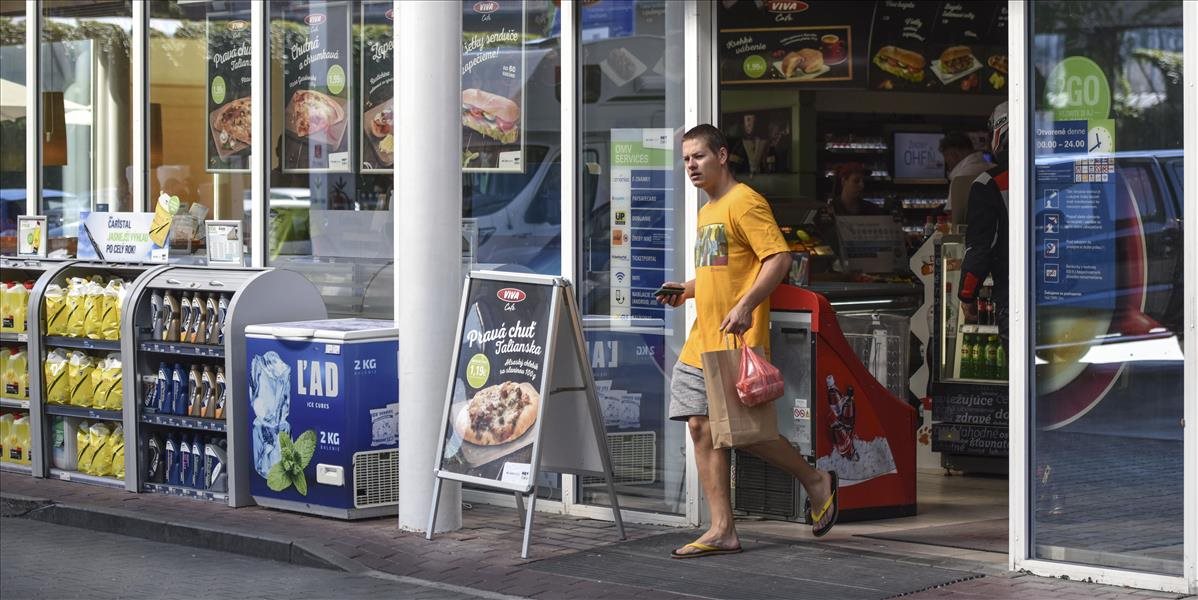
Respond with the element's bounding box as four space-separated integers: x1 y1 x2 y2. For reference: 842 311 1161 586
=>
293 472 308 496
266 462 291 492
280 432 294 453
294 429 317 468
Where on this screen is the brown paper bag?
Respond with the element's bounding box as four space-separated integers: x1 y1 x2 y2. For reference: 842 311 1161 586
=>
702 346 779 449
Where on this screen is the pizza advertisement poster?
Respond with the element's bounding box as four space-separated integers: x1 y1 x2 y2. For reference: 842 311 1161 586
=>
461 0 526 173
281 1 353 173
359 1 394 173
206 8 253 172
438 277 555 490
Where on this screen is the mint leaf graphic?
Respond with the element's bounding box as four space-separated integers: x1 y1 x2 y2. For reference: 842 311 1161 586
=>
294 429 317 468
293 472 308 496
266 461 291 492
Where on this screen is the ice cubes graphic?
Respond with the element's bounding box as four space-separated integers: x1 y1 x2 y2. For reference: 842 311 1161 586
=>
250 351 291 479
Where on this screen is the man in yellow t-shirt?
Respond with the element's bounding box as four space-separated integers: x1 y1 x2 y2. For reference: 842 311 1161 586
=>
658 124 838 558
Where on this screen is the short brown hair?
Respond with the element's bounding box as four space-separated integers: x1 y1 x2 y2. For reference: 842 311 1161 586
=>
682 124 729 155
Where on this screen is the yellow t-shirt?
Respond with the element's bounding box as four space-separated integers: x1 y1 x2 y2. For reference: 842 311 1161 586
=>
680 183 789 368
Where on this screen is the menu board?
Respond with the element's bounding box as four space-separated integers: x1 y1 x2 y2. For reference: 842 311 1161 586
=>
281 1 352 173
462 1 526 172
206 10 252 172
868 1 1007 94
438 277 553 488
717 1 873 87
359 1 394 172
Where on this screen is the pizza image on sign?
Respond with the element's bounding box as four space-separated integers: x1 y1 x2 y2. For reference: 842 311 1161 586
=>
209 97 252 159
286 89 346 138
453 381 540 446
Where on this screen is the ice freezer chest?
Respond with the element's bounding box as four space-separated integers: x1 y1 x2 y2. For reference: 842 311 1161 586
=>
245 319 398 519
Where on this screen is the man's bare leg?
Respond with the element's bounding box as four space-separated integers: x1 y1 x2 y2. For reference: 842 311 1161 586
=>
744 436 833 519
673 416 740 556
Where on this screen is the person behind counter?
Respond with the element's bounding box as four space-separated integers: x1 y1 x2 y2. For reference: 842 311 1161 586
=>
958 102 1009 343
829 162 885 216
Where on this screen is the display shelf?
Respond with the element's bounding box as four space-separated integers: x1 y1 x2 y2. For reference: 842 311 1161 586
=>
43 336 121 352
0 332 29 343
142 482 227 502
138 340 225 358
0 462 32 474
44 405 122 421
49 468 124 489
141 412 226 432
0 398 30 410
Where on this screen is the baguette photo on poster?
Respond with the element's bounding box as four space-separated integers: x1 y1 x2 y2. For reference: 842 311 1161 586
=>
461 0 525 172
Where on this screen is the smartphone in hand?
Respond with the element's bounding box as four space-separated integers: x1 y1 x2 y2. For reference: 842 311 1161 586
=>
654 285 685 297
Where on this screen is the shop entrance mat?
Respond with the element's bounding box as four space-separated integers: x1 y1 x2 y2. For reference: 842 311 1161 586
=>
857 518 1008 553
528 531 980 600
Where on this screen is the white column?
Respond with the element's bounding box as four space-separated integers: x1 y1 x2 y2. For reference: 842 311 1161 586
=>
131 0 146 211
25 0 37 219
395 0 462 533
250 1 266 267
1182 1 1197 593
1006 0 1029 574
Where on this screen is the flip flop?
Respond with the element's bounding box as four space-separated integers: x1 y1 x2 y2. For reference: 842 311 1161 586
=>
810 470 839 538
669 541 743 559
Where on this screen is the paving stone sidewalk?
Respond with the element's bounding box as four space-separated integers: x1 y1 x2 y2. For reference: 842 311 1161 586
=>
1 472 1192 599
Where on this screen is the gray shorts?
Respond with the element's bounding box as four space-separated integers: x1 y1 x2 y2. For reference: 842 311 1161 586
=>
668 361 708 421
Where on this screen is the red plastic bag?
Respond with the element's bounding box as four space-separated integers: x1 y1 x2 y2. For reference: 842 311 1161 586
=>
735 334 784 407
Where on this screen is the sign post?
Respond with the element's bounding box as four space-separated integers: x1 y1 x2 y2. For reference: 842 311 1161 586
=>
426 271 626 558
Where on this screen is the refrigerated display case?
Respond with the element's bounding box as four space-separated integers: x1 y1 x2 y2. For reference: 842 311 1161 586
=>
27 261 169 487
123 266 326 507
0 257 74 475
733 284 917 523
930 235 1008 474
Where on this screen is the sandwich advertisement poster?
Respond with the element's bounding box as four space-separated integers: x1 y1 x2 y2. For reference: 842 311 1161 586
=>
206 8 252 172
281 1 352 173
359 1 394 172
716 1 1007 95
462 1 525 172
438 277 553 491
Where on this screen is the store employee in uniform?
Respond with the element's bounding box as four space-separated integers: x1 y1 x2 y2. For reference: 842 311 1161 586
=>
656 124 838 559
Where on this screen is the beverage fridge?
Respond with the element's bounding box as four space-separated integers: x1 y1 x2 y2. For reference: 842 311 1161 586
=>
929 235 1009 474
733 284 917 522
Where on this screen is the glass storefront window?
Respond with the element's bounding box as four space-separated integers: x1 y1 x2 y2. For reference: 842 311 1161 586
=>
578 0 687 515
0 5 26 252
149 0 251 264
267 0 393 317
1030 0 1184 575
41 0 133 251
461 1 561 276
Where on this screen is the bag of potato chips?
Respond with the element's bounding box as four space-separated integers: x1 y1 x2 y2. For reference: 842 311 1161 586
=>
44 349 70 405
44 284 67 336
68 351 97 407
83 281 106 339
100 279 126 341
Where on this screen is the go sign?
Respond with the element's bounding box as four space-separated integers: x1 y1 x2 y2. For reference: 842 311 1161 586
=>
1045 56 1111 121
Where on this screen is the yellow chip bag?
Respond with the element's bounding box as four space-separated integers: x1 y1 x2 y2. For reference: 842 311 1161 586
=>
83 282 106 339
98 356 123 411
100 279 126 341
68 351 97 407
64 278 87 337
92 424 122 477
44 284 67 336
44 349 70 405
75 421 97 475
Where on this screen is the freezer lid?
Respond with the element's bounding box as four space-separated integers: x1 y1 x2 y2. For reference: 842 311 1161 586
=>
245 318 398 341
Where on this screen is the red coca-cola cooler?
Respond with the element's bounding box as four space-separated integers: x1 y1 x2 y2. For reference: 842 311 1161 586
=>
732 284 917 522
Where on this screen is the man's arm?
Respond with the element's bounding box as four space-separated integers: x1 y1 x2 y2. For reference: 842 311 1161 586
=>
720 251 791 335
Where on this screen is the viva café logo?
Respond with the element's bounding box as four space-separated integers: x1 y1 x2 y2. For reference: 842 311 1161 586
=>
226 20 248 32
473 1 499 14
765 0 809 13
305 13 327 27
497 288 526 303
